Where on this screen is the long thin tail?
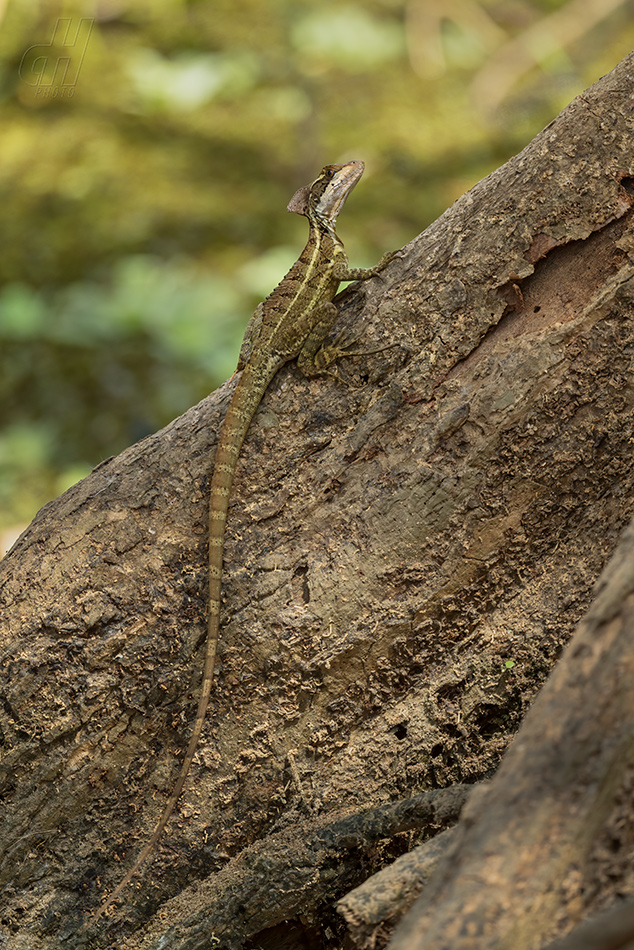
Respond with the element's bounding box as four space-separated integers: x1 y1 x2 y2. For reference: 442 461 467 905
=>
81 367 269 930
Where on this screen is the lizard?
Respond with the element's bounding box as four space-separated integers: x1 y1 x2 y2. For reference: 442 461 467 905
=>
82 159 394 930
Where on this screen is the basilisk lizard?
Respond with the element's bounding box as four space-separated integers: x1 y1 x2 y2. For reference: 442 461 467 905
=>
83 159 393 929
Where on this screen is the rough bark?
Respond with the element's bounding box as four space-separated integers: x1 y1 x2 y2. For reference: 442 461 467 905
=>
388 516 634 950
3 52 634 950
543 900 634 950
125 787 469 950
337 824 458 948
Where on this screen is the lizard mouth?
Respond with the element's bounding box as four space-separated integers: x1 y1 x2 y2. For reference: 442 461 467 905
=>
316 159 365 225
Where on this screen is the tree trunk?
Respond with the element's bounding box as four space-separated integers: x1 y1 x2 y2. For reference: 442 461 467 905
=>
3 52 634 950
388 516 634 950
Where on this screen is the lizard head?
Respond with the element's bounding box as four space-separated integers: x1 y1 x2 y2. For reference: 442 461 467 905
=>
287 160 365 230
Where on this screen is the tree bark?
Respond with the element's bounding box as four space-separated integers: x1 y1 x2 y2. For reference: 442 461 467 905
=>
3 52 634 950
388 516 634 950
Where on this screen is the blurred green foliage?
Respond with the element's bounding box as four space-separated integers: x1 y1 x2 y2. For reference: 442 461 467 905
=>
1 0 633 534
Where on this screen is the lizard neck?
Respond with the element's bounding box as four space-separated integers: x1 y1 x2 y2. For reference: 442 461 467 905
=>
306 214 343 263
292 214 344 285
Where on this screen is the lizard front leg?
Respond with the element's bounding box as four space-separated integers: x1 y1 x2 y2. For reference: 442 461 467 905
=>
334 249 397 282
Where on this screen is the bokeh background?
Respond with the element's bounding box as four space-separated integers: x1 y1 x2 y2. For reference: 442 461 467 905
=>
1 0 633 551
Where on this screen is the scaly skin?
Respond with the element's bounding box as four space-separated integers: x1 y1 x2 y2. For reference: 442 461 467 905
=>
83 159 393 930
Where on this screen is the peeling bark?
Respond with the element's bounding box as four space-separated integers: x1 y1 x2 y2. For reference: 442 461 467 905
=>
3 53 634 950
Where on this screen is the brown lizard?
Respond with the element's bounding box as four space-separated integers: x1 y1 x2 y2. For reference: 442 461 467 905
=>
83 159 393 929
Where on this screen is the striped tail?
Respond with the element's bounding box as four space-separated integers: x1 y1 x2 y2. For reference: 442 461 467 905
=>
83 364 272 929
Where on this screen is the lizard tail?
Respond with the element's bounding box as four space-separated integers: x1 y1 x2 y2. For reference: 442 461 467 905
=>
81 367 269 931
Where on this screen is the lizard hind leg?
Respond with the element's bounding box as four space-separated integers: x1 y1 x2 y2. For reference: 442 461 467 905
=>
300 323 399 384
